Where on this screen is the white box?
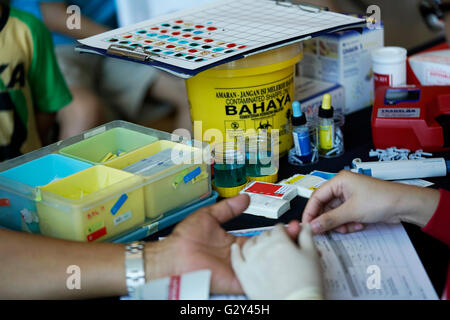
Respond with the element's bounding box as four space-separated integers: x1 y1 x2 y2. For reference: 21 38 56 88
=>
243 193 290 219
295 76 345 121
409 49 450 85
299 25 384 114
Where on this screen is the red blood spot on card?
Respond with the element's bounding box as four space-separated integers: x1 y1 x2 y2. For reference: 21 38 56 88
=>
166 45 176 48
193 36 202 40
227 43 236 48
207 27 217 31
183 34 191 38
123 35 132 38
151 27 159 30
204 39 214 43
172 32 180 35
160 29 168 33
188 49 198 53
238 45 247 49
195 25 204 29
144 40 153 43
175 20 183 24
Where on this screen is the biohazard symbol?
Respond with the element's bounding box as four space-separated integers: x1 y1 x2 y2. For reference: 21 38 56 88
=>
231 122 240 130
257 121 273 130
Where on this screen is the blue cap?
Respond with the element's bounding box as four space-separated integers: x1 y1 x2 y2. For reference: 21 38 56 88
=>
358 168 372 176
292 101 302 118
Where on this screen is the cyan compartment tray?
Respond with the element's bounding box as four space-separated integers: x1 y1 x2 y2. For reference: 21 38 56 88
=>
0 154 92 233
110 191 218 243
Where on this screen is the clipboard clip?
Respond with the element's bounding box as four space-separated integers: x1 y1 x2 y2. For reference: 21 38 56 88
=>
106 44 161 62
274 0 328 13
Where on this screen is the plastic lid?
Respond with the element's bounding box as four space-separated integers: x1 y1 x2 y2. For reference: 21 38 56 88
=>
292 101 306 126
319 94 333 118
371 47 407 64
213 180 248 198
321 94 331 110
292 101 302 117
247 169 278 183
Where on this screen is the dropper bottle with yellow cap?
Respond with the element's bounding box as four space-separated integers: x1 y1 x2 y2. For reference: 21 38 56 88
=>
318 94 335 156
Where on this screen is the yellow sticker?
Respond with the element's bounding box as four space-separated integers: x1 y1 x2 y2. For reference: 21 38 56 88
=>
192 171 208 184
285 175 305 184
172 169 190 189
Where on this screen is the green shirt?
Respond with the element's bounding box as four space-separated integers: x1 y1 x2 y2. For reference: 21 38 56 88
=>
0 6 72 161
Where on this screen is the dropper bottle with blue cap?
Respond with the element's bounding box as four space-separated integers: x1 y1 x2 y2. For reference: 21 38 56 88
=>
291 101 312 163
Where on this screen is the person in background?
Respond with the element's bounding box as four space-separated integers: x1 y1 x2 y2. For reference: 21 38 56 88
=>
231 171 449 300
0 1 72 162
12 0 193 139
444 0 450 42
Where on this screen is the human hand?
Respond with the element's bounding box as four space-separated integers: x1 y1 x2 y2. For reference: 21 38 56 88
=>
231 223 323 300
302 170 441 234
144 194 250 294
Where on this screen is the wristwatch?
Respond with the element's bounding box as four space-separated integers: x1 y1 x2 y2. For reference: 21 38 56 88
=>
124 241 146 296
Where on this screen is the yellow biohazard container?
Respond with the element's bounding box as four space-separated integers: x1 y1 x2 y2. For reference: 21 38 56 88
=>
186 44 302 156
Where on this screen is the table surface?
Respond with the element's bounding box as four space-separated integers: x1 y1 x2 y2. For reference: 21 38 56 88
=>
147 107 450 297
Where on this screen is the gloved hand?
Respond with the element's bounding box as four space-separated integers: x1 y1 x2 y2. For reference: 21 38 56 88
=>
231 223 323 300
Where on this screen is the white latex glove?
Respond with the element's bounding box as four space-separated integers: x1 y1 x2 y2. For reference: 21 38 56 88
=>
231 223 323 300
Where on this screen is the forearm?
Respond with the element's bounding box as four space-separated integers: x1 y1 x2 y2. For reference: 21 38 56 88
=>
35 112 56 146
40 2 110 39
0 228 128 299
395 184 440 227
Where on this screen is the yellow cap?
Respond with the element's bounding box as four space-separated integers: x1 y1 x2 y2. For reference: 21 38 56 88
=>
321 94 332 110
212 180 248 198
247 168 279 184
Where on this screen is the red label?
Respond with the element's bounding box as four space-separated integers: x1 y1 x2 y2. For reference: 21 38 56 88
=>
0 199 10 207
87 227 107 242
244 182 284 197
374 72 391 90
168 275 181 300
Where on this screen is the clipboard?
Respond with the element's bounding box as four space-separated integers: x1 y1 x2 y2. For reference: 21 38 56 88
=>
76 0 367 78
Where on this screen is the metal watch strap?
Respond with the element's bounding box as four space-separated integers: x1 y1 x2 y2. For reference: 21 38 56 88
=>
124 241 146 296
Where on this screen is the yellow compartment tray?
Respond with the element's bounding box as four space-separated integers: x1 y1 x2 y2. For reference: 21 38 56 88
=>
37 165 145 242
105 140 210 220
